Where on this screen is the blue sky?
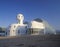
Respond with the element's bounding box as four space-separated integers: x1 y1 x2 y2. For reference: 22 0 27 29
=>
0 0 60 30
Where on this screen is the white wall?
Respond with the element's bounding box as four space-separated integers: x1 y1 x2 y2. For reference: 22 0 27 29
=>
31 21 45 29
43 20 56 34
27 20 56 35
27 21 45 35
6 24 27 36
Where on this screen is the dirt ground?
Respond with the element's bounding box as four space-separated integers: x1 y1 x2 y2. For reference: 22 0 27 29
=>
0 35 60 47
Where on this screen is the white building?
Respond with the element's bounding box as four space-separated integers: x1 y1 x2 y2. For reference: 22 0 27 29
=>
5 14 27 36
5 14 56 36
27 18 56 35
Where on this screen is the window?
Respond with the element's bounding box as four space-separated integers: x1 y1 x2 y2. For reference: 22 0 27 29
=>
31 29 33 34
13 30 15 32
25 26 27 28
33 31 38 34
14 25 16 28
39 29 44 34
18 30 20 33
6 32 7 35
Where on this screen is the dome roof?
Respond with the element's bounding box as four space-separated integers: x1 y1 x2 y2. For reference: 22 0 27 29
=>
34 18 43 22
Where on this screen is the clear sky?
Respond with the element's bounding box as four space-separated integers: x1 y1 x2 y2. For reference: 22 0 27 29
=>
0 0 60 30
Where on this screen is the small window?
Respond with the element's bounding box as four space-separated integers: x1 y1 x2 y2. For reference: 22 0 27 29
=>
14 26 16 28
6 32 7 35
25 26 27 28
8 30 10 32
18 30 20 33
13 30 15 32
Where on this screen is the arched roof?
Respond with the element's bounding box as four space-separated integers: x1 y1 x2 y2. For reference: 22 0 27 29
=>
34 18 43 22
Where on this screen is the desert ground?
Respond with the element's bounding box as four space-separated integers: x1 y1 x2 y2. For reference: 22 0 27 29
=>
0 35 60 47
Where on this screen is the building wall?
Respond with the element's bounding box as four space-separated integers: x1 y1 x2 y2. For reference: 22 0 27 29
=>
27 20 56 35
16 26 27 35
27 21 45 35
6 19 56 36
26 28 44 35
43 20 56 34
6 24 27 36
31 21 45 29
